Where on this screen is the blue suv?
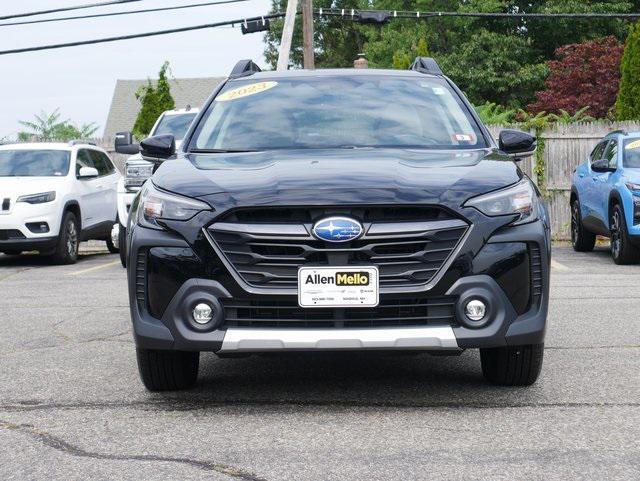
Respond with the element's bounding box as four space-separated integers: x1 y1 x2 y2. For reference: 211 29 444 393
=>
571 130 640 264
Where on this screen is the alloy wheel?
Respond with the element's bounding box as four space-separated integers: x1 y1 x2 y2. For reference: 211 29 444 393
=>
66 220 78 257
571 202 580 246
611 210 621 260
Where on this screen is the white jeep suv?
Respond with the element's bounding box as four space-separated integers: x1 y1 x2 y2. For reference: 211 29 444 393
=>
0 142 121 264
113 107 199 266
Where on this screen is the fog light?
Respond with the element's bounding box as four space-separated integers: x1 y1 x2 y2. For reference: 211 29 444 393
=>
464 299 486 321
193 303 213 324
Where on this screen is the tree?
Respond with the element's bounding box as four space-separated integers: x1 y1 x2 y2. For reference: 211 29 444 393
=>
362 23 430 69
132 62 175 139
264 0 638 108
529 36 624 119
18 108 99 141
616 23 640 120
438 29 548 106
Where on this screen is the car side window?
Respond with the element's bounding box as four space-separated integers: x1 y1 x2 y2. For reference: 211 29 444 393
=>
89 150 115 176
76 149 95 176
603 141 618 170
590 141 607 164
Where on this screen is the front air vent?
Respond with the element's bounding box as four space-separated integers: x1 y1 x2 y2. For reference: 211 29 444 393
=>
221 296 458 329
0 229 25 240
530 244 543 306
135 250 147 311
1 198 9 211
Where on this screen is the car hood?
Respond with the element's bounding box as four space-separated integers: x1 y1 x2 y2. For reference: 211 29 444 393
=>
153 148 522 208
0 176 68 198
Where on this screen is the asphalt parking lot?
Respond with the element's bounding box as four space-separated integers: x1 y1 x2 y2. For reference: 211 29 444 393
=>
0 246 638 481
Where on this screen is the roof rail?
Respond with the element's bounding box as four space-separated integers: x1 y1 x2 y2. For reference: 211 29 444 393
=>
410 57 443 76
229 59 262 79
68 140 96 146
607 129 627 137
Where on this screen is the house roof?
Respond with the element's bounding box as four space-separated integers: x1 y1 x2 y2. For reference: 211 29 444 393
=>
103 77 225 139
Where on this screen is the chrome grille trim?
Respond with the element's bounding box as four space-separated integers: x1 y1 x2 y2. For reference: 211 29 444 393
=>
204 212 471 295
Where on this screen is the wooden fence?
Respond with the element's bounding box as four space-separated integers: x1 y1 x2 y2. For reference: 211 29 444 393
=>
488 121 640 239
8 123 640 240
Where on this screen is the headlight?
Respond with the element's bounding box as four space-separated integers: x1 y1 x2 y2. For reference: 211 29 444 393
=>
465 179 538 226
17 191 56 204
138 182 210 230
625 182 640 193
125 163 154 190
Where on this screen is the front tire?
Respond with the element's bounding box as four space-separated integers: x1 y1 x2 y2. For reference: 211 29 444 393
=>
610 203 640 265
118 225 127 268
106 233 119 254
51 212 79 265
480 344 544 386
571 199 595 252
136 348 199 391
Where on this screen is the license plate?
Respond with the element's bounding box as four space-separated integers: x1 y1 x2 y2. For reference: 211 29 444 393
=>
298 266 379 308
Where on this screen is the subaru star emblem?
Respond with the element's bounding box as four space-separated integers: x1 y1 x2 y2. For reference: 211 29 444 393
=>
312 217 363 243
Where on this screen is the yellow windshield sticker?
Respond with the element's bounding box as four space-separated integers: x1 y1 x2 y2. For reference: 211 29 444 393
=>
216 81 278 101
626 140 640 150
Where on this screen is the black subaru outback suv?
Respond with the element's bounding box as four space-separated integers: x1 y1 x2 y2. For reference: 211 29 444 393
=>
125 58 550 391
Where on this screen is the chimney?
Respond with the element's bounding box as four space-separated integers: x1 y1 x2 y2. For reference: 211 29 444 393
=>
354 53 368 69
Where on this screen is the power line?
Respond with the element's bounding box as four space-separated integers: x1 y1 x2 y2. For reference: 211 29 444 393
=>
316 8 640 21
0 0 143 21
0 0 250 28
0 13 286 56
2 8 640 56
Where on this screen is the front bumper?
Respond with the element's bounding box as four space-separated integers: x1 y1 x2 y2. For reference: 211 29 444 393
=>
128 214 550 353
0 236 58 253
116 182 138 227
0 201 62 253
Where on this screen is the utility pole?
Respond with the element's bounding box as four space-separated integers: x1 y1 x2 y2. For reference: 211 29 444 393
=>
277 0 299 71
301 0 314 69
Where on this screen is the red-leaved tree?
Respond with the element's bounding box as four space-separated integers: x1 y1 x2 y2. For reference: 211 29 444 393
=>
529 36 624 119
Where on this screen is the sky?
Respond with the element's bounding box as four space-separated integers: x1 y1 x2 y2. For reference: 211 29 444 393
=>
0 0 272 139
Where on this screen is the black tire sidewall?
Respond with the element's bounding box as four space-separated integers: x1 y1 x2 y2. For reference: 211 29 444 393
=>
610 204 639 264
571 199 595 252
54 212 79 264
118 225 127 268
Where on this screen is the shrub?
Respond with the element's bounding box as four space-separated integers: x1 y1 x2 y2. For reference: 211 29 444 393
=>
529 36 623 119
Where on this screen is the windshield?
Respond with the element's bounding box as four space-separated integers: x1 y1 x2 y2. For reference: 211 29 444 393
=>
190 76 487 152
624 139 640 168
0 149 70 177
153 113 197 140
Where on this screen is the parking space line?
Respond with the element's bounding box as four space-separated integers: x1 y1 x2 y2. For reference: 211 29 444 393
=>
550 259 570 272
69 260 121 276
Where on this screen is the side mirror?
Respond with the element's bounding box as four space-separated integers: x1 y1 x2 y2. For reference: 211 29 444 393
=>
499 129 537 160
591 159 615 173
114 131 140 155
140 135 176 163
78 166 99 178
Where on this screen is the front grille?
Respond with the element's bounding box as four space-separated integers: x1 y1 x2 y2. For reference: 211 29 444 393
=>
135 251 147 311
208 206 468 289
530 244 543 305
222 296 458 328
224 206 454 224
0 229 25 240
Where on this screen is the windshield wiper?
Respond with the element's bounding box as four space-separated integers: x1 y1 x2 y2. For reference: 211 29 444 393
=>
189 148 259 154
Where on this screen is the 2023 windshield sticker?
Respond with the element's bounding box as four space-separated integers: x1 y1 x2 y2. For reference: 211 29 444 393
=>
216 81 278 102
